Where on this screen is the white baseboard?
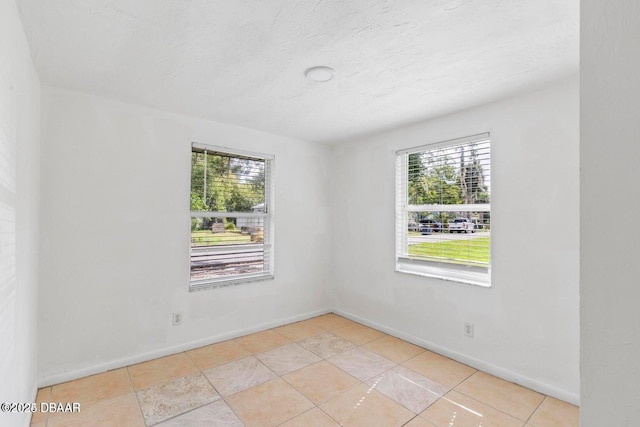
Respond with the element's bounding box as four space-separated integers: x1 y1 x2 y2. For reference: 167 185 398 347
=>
333 308 580 406
37 308 331 388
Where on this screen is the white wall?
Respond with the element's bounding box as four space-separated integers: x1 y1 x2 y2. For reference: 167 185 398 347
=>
581 1 640 424
0 0 41 426
32 52 580 410
38 88 332 384
331 78 580 403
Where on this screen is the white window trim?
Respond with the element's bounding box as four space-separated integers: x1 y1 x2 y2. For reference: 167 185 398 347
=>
188 143 275 291
395 133 491 287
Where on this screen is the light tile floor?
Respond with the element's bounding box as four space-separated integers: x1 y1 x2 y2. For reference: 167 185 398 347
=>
30 314 579 427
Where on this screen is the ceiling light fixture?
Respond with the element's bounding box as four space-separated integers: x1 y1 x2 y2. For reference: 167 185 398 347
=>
305 66 335 82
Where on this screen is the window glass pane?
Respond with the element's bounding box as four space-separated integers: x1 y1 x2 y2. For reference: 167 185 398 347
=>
408 211 490 268
190 216 266 281
407 142 490 206
189 145 273 289
191 151 265 213
397 134 491 285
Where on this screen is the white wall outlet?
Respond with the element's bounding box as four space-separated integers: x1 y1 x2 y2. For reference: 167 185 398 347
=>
464 322 474 337
172 312 183 326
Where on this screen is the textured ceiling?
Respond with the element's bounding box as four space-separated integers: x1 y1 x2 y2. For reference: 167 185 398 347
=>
17 0 578 143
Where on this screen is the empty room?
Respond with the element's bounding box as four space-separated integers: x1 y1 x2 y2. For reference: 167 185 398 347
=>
1 0 639 426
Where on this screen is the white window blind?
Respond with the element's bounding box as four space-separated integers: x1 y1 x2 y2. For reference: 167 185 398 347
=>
395 133 491 286
189 144 274 290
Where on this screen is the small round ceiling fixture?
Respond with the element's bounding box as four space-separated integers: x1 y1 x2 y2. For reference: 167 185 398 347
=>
305 66 335 82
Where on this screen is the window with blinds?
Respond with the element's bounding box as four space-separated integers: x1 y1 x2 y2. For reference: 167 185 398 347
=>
395 133 491 286
189 144 274 290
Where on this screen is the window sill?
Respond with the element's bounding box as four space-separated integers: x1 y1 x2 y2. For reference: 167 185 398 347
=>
189 273 274 292
396 259 491 288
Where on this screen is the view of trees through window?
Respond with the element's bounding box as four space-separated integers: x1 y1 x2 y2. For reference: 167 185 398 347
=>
399 137 491 273
189 147 271 287
407 141 490 218
190 151 265 215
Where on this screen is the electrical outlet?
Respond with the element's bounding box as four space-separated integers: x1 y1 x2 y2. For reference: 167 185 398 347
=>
172 312 183 326
464 322 474 337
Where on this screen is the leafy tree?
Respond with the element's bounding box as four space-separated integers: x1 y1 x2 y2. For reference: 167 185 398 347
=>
459 143 490 209
408 153 461 205
190 151 265 213
406 144 489 224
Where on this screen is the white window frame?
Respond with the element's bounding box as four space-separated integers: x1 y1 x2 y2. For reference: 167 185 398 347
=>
395 133 491 287
189 143 274 291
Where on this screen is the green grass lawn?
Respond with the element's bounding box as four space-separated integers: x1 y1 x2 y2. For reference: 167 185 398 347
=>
191 230 251 246
409 236 490 266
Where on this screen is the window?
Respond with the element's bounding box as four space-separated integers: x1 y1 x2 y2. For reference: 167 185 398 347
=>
395 133 491 286
189 144 274 290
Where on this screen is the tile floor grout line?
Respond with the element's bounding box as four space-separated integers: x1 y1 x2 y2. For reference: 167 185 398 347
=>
311 402 345 427
272 398 316 426
136 352 215 427
524 394 547 424
448 386 536 424
197 346 274 426
148 391 226 427
451 369 548 423
400 413 422 427
197 355 225 400
124 365 149 427
218 380 251 427
182 348 199 370
279 360 366 406
269 327 292 342
316 403 344 427
348 326 538 426
274 336 376 425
